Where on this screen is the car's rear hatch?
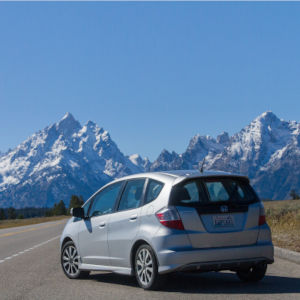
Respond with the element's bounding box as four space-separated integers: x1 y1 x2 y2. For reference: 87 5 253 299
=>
170 176 261 249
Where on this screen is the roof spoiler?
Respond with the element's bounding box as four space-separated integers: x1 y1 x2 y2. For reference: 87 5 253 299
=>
172 174 250 186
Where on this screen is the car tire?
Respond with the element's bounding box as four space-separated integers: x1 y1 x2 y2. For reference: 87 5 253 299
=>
134 244 164 290
61 241 90 279
236 263 267 282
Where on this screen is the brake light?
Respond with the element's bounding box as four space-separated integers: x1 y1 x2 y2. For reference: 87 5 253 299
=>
259 215 266 226
156 207 185 230
258 203 266 226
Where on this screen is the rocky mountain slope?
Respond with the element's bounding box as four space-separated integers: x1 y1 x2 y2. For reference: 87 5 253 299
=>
0 113 142 208
0 111 299 208
150 112 300 200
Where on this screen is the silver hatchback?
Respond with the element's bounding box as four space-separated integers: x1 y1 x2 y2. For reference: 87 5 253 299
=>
60 170 274 290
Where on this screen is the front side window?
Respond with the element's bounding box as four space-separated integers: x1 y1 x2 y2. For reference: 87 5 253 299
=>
89 181 123 217
145 179 164 204
83 200 91 217
118 179 145 211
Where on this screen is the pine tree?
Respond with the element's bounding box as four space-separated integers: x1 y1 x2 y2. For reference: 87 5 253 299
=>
290 189 300 200
79 195 85 206
52 203 58 215
7 207 17 219
68 195 84 214
55 200 67 215
0 208 6 220
45 209 53 217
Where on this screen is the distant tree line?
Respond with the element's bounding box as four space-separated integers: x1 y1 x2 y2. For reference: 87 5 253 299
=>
264 190 300 201
0 195 84 220
290 189 300 200
45 195 84 216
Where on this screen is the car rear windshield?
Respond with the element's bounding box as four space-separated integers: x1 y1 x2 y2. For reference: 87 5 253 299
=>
170 177 259 207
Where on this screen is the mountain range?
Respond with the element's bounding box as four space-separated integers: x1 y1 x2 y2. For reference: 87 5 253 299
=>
0 111 299 208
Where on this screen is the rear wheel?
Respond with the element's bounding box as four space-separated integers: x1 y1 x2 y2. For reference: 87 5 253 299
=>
135 244 163 290
236 263 267 282
61 241 89 279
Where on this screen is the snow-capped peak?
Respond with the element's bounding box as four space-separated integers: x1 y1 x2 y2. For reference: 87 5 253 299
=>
61 112 74 121
56 112 81 136
1 111 300 208
0 113 145 208
216 132 230 145
251 111 281 128
128 154 145 166
86 120 97 128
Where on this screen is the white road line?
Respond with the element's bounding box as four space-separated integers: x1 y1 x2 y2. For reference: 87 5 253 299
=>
0 235 60 264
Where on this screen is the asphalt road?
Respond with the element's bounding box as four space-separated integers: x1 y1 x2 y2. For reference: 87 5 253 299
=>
0 220 300 300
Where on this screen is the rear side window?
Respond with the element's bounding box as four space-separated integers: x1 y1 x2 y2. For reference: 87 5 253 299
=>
118 179 146 211
145 179 164 204
171 177 258 206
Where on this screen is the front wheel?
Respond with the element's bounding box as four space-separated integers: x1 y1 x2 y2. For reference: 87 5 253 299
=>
236 263 267 282
135 244 163 290
61 241 89 279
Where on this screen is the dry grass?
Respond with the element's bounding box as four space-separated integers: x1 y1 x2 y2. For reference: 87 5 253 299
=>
264 199 300 252
0 215 69 230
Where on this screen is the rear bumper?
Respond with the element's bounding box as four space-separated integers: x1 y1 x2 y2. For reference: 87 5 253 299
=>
157 242 274 274
177 257 273 273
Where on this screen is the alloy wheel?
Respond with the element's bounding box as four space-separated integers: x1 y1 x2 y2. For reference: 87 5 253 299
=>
136 248 154 286
62 245 80 277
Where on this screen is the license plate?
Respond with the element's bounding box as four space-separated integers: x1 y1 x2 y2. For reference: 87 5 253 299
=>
213 215 234 227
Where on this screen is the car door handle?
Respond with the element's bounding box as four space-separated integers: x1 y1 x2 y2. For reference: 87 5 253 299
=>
129 214 138 221
98 222 106 228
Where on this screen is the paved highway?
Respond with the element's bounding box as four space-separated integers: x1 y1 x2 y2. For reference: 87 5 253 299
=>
0 220 300 300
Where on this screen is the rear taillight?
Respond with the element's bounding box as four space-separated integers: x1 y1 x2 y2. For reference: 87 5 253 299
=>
156 207 185 230
259 215 266 226
258 203 266 226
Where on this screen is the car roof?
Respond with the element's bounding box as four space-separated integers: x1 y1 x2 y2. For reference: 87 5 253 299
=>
111 169 249 186
89 169 250 201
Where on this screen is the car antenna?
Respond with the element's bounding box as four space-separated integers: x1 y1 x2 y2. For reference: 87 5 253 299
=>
200 158 205 173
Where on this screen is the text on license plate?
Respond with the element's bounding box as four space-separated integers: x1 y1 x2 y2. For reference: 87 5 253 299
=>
213 215 235 227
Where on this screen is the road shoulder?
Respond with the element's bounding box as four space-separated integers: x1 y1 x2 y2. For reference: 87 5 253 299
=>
275 246 300 265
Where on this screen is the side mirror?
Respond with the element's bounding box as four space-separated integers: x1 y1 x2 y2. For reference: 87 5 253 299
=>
72 207 85 219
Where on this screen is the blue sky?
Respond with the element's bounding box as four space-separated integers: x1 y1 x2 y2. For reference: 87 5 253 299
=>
1 2 300 160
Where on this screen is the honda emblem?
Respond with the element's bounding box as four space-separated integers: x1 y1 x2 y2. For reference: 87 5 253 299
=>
220 205 228 213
